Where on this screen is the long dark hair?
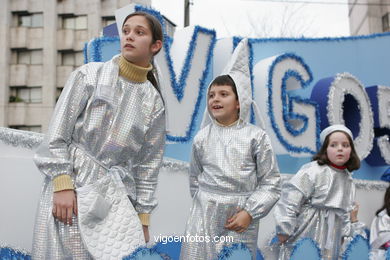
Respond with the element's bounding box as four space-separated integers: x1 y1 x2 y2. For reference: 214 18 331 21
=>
312 130 360 171
122 11 163 93
376 185 390 216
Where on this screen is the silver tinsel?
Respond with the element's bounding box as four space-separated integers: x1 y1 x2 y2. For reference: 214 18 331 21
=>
327 72 374 160
0 127 387 191
0 127 43 149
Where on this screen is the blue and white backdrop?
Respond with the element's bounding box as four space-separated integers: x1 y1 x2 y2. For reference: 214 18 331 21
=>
0 4 389 259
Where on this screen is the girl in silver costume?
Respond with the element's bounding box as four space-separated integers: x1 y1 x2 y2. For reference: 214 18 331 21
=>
32 12 165 259
275 125 362 260
180 39 281 260
370 185 390 260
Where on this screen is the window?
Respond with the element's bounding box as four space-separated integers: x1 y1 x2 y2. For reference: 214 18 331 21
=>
102 16 116 27
56 87 64 102
15 13 43 28
9 125 42 133
61 15 87 30
57 51 84 66
383 13 390 32
9 86 42 103
11 49 43 65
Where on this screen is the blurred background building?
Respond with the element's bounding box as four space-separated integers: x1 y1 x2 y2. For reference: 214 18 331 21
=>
349 0 390 35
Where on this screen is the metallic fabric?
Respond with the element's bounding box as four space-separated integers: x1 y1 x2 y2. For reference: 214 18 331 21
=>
32 55 166 259
369 210 390 259
181 39 280 260
274 161 356 260
180 122 281 260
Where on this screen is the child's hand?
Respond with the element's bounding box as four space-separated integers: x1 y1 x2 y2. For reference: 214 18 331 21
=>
143 225 150 243
350 202 359 223
52 189 77 225
225 210 252 233
277 234 289 244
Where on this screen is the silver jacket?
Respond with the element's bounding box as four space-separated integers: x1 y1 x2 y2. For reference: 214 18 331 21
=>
369 210 390 260
32 55 166 259
180 38 280 260
274 161 356 260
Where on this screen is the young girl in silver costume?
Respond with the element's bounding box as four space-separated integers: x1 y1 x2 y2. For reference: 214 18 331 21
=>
370 185 390 260
32 11 165 259
180 39 281 260
275 124 362 260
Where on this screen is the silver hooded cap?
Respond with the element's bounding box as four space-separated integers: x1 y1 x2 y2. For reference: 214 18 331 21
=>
200 38 265 129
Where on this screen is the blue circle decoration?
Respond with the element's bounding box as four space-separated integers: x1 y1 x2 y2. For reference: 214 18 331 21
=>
290 238 322 260
342 235 370 260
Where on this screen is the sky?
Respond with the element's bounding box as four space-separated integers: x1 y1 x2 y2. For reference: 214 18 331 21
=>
151 0 350 39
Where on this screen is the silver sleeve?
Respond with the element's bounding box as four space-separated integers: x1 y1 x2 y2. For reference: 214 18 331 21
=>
133 100 166 214
189 141 202 198
243 132 281 219
274 170 314 235
33 67 91 178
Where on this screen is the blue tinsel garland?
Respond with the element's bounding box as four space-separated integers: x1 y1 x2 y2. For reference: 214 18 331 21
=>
265 53 319 154
165 26 216 142
217 243 252 260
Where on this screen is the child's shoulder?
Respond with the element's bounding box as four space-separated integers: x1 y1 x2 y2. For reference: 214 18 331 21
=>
193 125 211 141
296 161 322 175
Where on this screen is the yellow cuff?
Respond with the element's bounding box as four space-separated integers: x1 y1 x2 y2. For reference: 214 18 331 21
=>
138 213 150 226
53 175 74 192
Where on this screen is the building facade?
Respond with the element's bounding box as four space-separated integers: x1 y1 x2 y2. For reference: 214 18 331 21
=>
0 0 176 133
349 0 390 35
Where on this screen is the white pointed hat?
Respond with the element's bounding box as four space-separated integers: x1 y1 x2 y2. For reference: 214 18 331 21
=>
201 38 265 129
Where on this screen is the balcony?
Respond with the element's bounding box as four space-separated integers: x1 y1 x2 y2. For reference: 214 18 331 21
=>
9 64 28 86
10 27 28 49
9 65 42 87
57 29 75 50
56 66 74 87
10 27 43 49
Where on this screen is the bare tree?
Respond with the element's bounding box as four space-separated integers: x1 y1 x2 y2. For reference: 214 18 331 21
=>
246 1 316 38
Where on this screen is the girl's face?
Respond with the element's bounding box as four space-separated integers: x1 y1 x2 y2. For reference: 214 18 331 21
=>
326 131 352 167
121 15 162 67
208 84 240 125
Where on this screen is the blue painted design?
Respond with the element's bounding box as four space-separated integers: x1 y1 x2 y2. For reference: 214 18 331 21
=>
87 37 120 62
155 241 181 260
83 42 88 64
248 30 390 43
0 247 31 260
264 52 318 153
123 246 166 260
381 167 390 182
386 247 390 260
165 26 216 142
290 238 322 260
217 243 252 260
232 36 243 51
342 235 370 260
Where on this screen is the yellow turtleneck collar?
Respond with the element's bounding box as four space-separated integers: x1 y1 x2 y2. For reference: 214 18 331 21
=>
119 55 153 83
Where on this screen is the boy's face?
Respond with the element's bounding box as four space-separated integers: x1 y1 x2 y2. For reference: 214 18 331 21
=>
208 84 240 125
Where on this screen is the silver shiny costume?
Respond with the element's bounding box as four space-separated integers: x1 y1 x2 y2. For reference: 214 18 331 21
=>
369 210 390 260
274 161 358 260
32 55 165 259
180 39 281 260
